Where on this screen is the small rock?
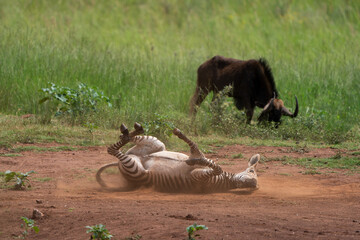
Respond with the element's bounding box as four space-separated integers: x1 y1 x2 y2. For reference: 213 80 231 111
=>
36 200 43 204
32 208 44 219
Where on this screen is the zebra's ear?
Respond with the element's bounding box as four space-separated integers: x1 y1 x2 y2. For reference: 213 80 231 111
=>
248 154 260 167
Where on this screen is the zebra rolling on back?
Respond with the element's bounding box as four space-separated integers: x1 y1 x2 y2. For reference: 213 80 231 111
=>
96 123 259 193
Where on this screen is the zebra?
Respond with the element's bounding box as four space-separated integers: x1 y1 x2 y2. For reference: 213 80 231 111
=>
96 123 260 193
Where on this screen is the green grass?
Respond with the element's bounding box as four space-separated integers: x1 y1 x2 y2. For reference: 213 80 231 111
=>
265 155 360 172
11 145 78 153
0 153 22 157
231 153 244 159
0 0 359 144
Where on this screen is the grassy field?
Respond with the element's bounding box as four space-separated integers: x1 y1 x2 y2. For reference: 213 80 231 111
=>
0 0 359 145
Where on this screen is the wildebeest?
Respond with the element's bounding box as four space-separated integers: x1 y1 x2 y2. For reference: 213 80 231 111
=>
189 55 298 125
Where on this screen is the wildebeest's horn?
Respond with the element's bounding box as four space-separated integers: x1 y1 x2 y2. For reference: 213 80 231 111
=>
263 96 275 113
281 96 298 118
258 97 275 122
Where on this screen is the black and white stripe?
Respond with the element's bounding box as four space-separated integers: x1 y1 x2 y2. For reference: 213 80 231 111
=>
98 132 258 192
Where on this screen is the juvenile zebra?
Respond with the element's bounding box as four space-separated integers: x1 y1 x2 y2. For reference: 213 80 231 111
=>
96 123 260 193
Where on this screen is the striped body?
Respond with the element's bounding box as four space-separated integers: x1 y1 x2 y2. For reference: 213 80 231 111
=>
97 132 259 193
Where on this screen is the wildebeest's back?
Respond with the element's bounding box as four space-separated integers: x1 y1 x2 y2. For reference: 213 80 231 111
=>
197 55 243 92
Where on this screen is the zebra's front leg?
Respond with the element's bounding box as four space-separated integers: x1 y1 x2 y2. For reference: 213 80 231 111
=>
173 128 205 159
173 128 222 179
187 157 223 182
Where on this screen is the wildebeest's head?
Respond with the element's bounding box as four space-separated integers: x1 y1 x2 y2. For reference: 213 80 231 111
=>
258 95 298 125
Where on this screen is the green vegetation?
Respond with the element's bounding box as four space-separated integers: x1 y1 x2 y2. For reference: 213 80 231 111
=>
39 82 112 124
19 217 39 239
0 153 22 157
3 170 35 190
11 145 77 153
124 234 142 240
34 177 52 182
0 0 358 145
265 154 360 173
86 224 113 240
186 223 208 240
231 153 244 159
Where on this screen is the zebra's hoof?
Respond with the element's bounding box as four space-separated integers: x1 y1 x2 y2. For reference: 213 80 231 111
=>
120 124 129 136
134 122 144 132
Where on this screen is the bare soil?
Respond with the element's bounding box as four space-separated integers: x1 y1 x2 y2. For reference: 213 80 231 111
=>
1 144 359 239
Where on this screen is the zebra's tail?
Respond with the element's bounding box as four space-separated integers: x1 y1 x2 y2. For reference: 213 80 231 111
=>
96 162 136 192
96 162 119 189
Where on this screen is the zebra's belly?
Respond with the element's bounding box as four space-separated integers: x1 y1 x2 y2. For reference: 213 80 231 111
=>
142 151 200 191
143 151 191 172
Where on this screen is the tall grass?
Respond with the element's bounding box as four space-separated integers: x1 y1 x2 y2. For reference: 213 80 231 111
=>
0 0 359 142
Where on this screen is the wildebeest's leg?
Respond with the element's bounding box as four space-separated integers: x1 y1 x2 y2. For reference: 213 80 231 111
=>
234 97 254 124
189 86 210 118
245 107 254 124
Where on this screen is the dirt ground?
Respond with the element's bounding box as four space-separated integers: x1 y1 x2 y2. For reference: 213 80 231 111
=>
1 143 359 240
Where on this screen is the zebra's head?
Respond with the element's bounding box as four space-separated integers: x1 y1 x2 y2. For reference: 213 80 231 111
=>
233 154 260 189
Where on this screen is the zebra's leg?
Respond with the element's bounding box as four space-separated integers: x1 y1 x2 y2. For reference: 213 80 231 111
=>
187 157 223 181
107 122 144 156
173 128 205 159
126 135 166 155
106 123 148 181
173 128 223 180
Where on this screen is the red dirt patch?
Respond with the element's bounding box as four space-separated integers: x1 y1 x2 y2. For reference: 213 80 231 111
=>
0 144 359 239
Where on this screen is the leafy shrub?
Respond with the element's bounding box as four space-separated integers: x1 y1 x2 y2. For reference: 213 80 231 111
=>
4 170 35 190
20 217 39 239
86 224 113 240
39 82 112 123
143 113 175 140
186 223 208 240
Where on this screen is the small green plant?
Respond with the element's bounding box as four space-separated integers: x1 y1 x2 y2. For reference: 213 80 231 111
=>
86 224 113 240
4 170 35 190
39 82 112 122
186 223 208 240
124 234 142 240
20 217 39 239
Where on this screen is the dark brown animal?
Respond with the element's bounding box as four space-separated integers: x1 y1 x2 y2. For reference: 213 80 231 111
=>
189 56 298 125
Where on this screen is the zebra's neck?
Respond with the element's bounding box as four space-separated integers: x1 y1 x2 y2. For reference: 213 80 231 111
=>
207 171 238 191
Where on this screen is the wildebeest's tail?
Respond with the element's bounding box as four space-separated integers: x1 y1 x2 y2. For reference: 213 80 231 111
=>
258 58 279 98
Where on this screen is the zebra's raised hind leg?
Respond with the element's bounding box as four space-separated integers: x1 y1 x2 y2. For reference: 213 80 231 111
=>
126 124 166 156
173 128 223 181
97 123 148 189
107 122 144 156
